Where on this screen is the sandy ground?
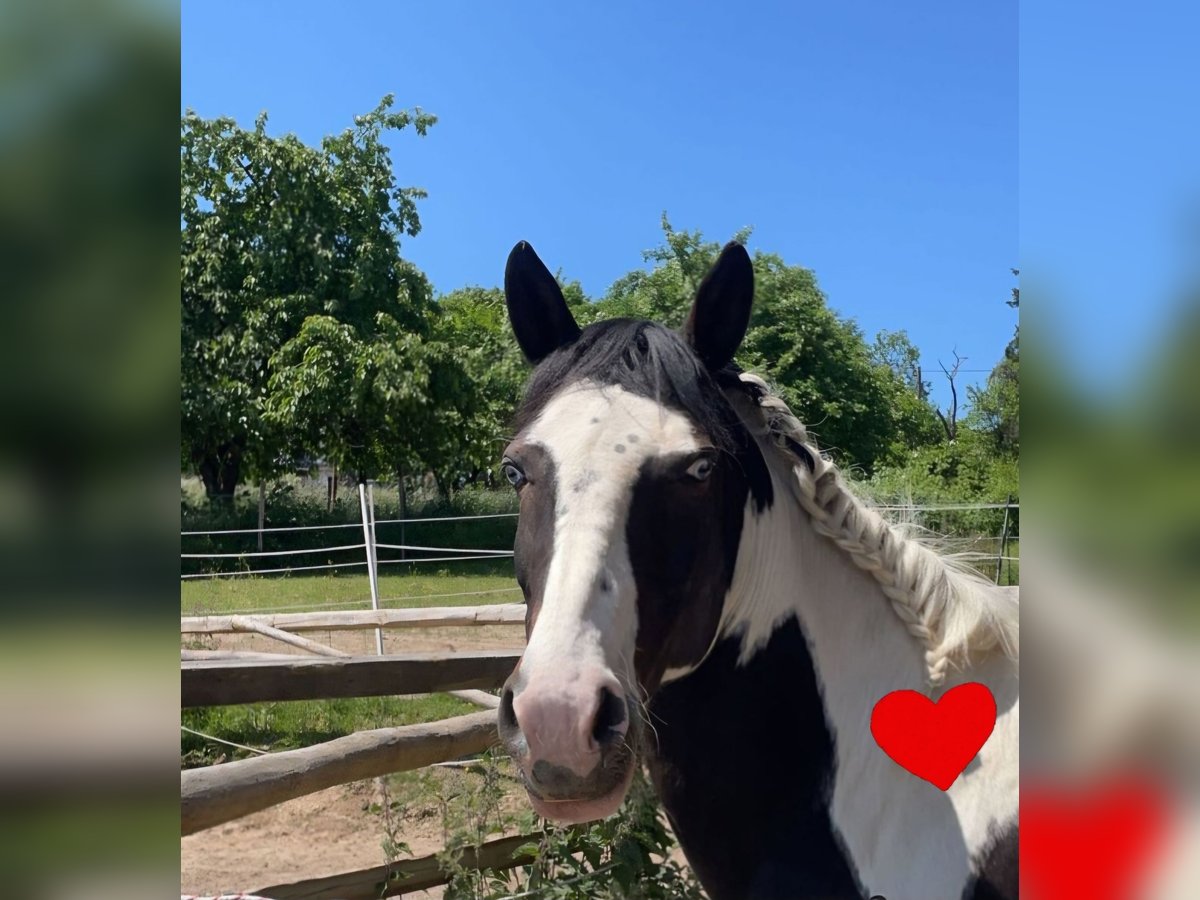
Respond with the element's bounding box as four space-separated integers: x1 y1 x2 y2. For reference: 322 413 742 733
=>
183 781 399 895
180 777 506 898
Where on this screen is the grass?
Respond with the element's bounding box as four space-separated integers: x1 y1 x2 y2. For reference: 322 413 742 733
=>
181 559 520 615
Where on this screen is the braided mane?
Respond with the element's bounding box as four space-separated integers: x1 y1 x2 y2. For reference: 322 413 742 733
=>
732 372 1019 685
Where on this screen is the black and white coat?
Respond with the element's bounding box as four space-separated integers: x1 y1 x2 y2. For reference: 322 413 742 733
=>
497 241 1019 900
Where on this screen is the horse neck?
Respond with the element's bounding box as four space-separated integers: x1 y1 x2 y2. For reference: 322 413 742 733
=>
691 388 1021 898
715 377 1012 692
718 444 932 719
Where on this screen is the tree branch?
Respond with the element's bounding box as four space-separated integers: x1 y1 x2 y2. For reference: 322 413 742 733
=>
937 351 966 441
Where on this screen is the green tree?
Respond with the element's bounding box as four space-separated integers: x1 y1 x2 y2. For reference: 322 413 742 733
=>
180 95 436 498
967 355 1019 454
595 214 752 325
265 313 476 498
966 270 1020 454
739 253 929 471
869 272 1020 534
434 287 528 481
871 329 925 392
870 329 943 452
594 216 936 473
433 277 599 488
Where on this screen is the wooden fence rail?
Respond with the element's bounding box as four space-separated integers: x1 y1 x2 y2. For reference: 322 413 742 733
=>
181 649 301 661
253 833 538 899
227 614 350 657
181 650 521 707
255 830 542 900
181 604 527 635
181 710 498 835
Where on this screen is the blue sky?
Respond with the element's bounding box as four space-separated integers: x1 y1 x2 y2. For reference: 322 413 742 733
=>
183 1 1018 406
1021 2 1200 394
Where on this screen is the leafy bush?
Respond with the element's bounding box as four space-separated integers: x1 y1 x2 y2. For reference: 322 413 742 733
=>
391 753 705 900
866 429 1019 540
497 777 703 900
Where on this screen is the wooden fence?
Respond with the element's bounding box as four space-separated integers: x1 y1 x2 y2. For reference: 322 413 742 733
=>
181 603 528 898
182 650 522 707
181 604 528 634
256 834 540 900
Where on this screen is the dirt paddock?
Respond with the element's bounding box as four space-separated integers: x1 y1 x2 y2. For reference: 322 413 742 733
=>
181 779 482 897
182 625 526 896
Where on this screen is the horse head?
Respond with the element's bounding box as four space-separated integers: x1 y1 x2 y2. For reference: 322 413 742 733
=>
495 240 771 823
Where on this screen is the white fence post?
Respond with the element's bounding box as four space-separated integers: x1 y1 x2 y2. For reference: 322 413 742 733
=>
368 481 383 655
257 482 266 553
994 495 1013 584
358 482 384 655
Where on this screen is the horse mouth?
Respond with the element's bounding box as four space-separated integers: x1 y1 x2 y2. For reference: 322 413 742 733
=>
520 761 636 825
510 720 641 825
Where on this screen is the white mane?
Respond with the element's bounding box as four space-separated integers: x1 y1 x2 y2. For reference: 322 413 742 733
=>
733 372 1019 685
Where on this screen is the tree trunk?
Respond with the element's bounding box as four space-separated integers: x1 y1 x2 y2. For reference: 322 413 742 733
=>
433 471 450 502
198 444 242 502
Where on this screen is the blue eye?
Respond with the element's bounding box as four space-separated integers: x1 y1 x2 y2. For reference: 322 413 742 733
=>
502 461 526 487
686 456 715 481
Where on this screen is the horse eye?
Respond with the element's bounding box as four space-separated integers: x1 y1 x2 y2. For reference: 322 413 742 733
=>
501 462 526 487
686 457 714 481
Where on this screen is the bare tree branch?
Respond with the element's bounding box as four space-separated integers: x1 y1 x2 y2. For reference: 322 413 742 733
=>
936 351 966 441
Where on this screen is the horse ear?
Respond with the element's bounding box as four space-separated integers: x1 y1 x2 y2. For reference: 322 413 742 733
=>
684 241 754 370
505 241 581 364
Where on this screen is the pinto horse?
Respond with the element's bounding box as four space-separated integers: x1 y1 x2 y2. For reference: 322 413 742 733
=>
496 240 1019 900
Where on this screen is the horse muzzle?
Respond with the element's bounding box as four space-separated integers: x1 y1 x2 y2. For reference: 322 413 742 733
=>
498 665 638 823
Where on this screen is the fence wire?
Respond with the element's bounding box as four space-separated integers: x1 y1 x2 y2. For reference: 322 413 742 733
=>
180 500 1016 585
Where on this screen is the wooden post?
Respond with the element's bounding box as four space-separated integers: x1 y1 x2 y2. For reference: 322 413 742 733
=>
994 495 1013 584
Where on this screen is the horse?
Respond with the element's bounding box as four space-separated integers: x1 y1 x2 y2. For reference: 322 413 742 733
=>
495 239 1020 900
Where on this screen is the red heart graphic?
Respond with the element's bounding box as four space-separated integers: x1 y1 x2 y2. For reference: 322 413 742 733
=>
870 682 996 790
1021 777 1170 900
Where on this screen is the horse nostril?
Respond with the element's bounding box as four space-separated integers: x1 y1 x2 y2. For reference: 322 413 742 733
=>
499 686 518 734
591 687 627 748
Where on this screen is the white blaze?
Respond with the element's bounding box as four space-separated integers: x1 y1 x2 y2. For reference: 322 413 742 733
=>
520 381 702 689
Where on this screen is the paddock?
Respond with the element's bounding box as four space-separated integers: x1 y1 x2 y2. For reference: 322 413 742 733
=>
181 602 537 898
